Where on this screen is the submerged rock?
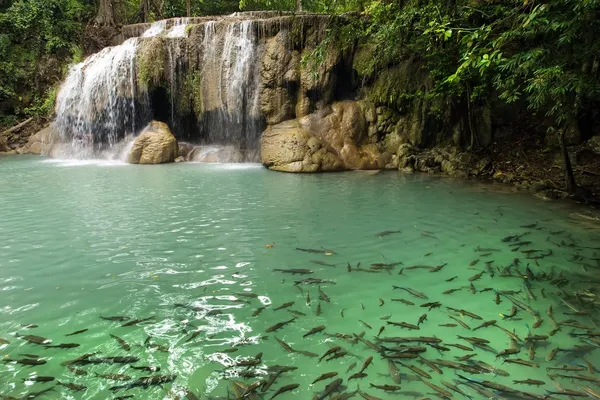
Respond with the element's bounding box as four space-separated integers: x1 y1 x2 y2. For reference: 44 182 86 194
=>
127 121 178 164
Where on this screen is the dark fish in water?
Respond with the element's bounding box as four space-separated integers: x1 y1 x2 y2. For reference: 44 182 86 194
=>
65 329 88 337
391 298 414 305
445 276 458 282
274 337 294 353
349 372 367 380
346 362 357 372
45 342 80 349
100 315 130 322
287 309 306 317
319 287 330 303
470 259 480 266
439 323 457 327
340 308 346 318
60 352 99 366
57 381 87 391
359 356 373 373
252 306 266 317
513 379 545 386
67 366 88 375
109 334 130 351
312 372 338 384
15 334 51 345
318 379 343 398
477 246 501 252
325 350 347 361
109 374 176 391
417 314 427 326
496 348 520 358
266 317 296 333
120 316 154 327
310 260 336 267
113 396 135 400
130 365 160 372
96 356 140 364
3 358 46 366
22 376 54 383
359 320 372 330
420 301 441 310
21 324 38 329
319 346 341 362
469 271 484 281
387 321 419 330
443 288 461 295
294 278 335 286
503 358 539 368
448 315 471 330
304 325 325 337
377 326 385 337
274 301 295 311
473 320 497 330
392 286 428 299
388 359 401 383
95 373 131 381
429 263 447 272
369 383 401 391
446 343 473 351
447 307 482 320
376 230 402 237
235 292 258 298
399 361 431 379
421 379 453 397
273 268 313 275
296 247 336 255
269 383 299 399
316 303 322 316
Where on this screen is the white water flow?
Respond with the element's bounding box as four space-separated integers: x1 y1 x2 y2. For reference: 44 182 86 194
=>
166 18 190 38
54 17 264 161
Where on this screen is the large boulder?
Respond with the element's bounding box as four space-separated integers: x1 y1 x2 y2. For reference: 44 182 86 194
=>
127 121 178 164
0 134 8 153
20 123 60 155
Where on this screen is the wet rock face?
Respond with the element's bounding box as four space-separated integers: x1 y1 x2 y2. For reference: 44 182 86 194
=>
127 121 178 164
20 124 60 156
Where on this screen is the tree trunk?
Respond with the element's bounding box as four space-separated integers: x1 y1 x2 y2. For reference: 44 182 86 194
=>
296 0 302 12
186 0 191 17
559 129 577 195
141 0 150 23
95 0 115 26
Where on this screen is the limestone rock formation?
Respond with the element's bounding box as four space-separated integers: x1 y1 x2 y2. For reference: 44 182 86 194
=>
0 135 8 153
127 121 178 164
20 124 60 155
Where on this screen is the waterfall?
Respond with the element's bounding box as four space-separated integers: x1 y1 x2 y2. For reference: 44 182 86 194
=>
54 16 265 161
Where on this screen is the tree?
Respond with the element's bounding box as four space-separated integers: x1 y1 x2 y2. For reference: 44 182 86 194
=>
185 0 190 16
95 0 115 26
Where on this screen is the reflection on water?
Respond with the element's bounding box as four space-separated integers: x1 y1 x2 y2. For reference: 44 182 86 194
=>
0 156 599 399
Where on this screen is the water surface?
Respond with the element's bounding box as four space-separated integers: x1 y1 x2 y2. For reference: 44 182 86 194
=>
1 156 599 399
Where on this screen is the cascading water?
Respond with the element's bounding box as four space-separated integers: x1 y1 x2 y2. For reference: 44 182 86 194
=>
54 16 265 161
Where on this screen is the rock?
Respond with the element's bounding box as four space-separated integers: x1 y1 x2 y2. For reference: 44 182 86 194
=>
177 142 195 160
127 121 178 164
20 124 60 155
175 156 185 163
584 135 600 155
0 134 8 153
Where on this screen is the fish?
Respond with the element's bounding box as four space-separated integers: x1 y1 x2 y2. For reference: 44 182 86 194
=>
266 317 296 333
296 247 336 255
319 346 342 362
21 376 55 383
120 316 154 327
386 321 420 330
446 343 473 351
274 337 294 353
303 325 326 337
100 315 130 322
45 342 80 349
252 306 267 317
114 395 135 400
288 309 306 317
369 383 401 391
445 276 458 282
65 329 88 336
420 301 441 310
359 356 373 373
235 292 259 298
399 362 431 379
261 370 283 392
391 298 414 305
15 334 51 345
325 350 347 361
273 268 313 275
274 301 295 311
318 287 330 303
95 356 139 364
109 334 130 351
447 307 482 320
359 320 372 330
503 358 539 368
318 378 343 399
316 303 322 316
349 372 368 381
95 373 131 381
439 323 457 327
429 263 447 272
546 347 560 361
57 381 87 391
443 288 461 295
312 372 338 384
496 348 520 357
294 278 335 286
376 230 402 237
130 365 160 372
387 360 401 383
67 366 88 376
357 384 383 400
473 320 496 330
269 383 299 399
109 375 176 391
470 259 480 266
392 286 428 299
448 315 471 330
377 326 385 337
310 260 336 267
306 292 311 305
378 298 384 306
468 271 484 281
3 358 46 366
417 314 427 326
513 379 545 386
346 362 357 372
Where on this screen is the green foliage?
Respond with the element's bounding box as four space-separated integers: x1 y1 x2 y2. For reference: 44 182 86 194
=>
136 37 166 89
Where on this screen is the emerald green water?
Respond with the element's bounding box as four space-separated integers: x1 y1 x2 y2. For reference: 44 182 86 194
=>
1 156 599 399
